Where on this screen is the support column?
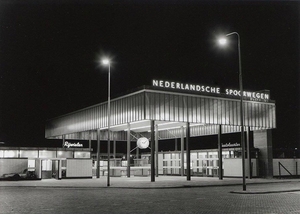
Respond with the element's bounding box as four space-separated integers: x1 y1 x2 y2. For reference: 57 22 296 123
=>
247 126 251 179
127 123 130 178
181 126 184 176
186 122 191 181
96 129 100 178
253 130 273 178
113 137 116 159
155 124 159 177
89 130 91 150
136 147 139 159
218 125 223 180
62 135 65 148
150 120 155 182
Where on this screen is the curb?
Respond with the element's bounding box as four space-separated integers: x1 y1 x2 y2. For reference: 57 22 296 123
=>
230 189 300 194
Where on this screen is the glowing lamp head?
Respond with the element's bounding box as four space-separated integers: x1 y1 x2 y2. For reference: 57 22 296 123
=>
102 59 110 65
218 37 227 46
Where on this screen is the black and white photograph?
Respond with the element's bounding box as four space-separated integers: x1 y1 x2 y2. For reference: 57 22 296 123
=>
0 0 300 213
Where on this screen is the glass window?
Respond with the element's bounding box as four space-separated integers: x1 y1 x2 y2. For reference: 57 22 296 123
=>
28 159 35 168
42 160 52 170
57 151 73 158
20 150 38 158
39 150 56 158
4 150 18 158
0 150 3 158
61 160 67 167
74 151 90 158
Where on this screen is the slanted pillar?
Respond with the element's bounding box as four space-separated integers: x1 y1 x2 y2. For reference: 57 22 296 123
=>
218 125 223 180
150 120 155 182
127 123 130 178
186 122 191 181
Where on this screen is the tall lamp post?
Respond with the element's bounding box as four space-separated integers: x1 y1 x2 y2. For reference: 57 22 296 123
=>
218 32 246 191
102 58 111 187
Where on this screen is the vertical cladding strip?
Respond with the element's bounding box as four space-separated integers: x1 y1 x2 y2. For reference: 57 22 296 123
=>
213 99 218 124
235 100 239 126
196 97 201 123
144 92 148 120
229 101 233 126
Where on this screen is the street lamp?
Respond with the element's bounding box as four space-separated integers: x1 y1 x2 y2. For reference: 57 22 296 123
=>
102 58 111 187
218 32 246 191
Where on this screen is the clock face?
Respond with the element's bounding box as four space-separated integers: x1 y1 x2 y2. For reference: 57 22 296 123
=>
137 137 149 149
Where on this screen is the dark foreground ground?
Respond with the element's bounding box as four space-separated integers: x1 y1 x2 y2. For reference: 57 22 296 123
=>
1 177 300 214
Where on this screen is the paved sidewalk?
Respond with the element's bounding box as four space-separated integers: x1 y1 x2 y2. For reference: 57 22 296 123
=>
1 176 300 194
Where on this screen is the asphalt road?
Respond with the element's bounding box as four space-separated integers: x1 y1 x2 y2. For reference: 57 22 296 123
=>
1 183 300 214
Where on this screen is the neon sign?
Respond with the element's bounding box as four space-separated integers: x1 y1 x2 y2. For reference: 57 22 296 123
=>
152 80 269 101
64 141 83 148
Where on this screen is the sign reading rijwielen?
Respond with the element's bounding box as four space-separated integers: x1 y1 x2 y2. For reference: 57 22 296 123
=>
152 79 270 102
64 141 83 148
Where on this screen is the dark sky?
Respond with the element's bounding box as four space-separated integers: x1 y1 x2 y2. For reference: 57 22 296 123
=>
0 1 299 150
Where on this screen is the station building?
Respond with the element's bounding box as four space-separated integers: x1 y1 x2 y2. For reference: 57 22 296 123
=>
42 79 276 181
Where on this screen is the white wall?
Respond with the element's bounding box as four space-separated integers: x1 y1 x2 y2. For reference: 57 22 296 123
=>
66 159 92 178
224 158 258 177
0 158 28 175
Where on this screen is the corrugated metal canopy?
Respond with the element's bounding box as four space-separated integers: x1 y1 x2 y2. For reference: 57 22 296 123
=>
45 86 276 141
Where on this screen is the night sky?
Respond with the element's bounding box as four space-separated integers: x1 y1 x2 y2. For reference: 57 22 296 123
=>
0 1 299 151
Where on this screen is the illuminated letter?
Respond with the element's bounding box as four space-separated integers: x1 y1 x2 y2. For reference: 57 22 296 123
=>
185 84 189 90
196 85 201 91
205 86 210 93
153 80 158 86
190 85 195 91
211 87 216 93
171 82 175 89
265 94 269 100
165 81 170 88
159 80 164 87
246 91 252 98
176 83 180 89
216 88 220 94
225 89 229 95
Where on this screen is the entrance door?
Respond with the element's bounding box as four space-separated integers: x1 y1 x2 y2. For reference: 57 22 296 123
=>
41 159 52 179
52 160 60 179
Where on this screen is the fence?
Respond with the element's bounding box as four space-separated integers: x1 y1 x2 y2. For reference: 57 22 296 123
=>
273 159 300 178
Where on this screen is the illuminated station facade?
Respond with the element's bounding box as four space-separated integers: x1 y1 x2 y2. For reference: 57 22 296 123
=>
44 79 276 181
